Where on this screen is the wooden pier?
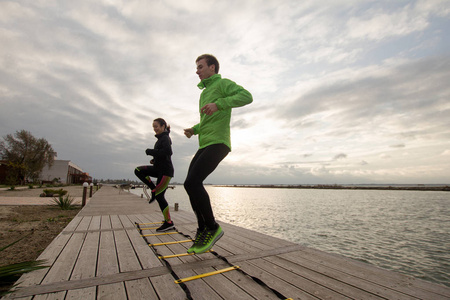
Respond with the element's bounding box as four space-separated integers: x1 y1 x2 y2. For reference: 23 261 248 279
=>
4 185 450 299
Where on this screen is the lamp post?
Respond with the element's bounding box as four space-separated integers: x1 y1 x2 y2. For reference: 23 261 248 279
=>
82 182 88 207
89 183 94 197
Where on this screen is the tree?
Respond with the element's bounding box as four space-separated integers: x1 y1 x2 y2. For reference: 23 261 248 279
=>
0 130 56 184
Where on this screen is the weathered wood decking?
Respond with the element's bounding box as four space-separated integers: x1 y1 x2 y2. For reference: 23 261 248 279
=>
4 186 450 299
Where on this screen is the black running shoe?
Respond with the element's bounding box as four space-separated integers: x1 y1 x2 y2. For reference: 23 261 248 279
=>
149 193 156 204
143 186 156 203
156 221 175 232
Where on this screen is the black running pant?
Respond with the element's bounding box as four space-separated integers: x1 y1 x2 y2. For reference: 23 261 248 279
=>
184 144 230 230
134 165 169 214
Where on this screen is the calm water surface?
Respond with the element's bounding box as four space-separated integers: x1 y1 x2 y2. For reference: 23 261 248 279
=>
132 186 450 287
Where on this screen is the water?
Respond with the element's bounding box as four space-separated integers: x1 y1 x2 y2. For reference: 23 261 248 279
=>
131 186 450 287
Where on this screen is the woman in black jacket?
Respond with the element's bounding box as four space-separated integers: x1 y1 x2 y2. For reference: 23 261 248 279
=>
135 118 175 232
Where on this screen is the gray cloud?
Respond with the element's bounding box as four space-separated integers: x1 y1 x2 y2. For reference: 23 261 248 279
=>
1 1 449 184
333 153 348 160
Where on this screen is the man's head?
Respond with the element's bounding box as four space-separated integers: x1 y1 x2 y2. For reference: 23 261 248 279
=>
196 54 219 80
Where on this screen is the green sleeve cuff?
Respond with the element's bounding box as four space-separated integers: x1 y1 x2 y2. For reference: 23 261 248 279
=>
192 124 200 135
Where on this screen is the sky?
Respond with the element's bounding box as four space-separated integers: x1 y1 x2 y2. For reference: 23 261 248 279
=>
1 0 450 185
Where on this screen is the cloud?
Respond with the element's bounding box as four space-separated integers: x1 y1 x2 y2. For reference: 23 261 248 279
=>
346 3 429 41
1 0 449 184
390 144 406 148
333 153 348 160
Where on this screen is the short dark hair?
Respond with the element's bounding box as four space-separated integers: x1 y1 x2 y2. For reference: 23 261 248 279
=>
196 54 220 74
154 118 170 133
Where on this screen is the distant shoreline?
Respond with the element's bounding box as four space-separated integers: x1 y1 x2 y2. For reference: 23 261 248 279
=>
128 183 450 192
213 184 450 192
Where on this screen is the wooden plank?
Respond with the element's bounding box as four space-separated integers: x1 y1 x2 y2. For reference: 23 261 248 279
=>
189 266 254 299
287 247 450 299
110 214 123 230
118 215 163 269
123 278 158 300
173 269 223 300
65 286 96 300
65 231 100 300
238 261 318 300
100 215 111 230
62 215 83 232
9 266 172 298
275 251 417 299
73 216 92 231
97 229 126 299
114 227 158 299
97 282 126 300
117 214 137 228
250 258 349 299
88 215 101 230
150 274 188 300
31 233 86 300
32 292 66 300
8 186 450 300
40 233 85 284
254 256 377 299
219 263 281 300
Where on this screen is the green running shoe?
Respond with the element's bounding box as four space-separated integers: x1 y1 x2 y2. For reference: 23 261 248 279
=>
187 228 205 254
194 225 224 254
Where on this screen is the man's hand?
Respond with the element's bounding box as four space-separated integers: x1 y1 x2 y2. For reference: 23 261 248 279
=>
201 103 218 115
184 128 194 138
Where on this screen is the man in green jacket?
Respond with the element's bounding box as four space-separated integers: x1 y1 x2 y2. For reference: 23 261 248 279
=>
184 54 253 254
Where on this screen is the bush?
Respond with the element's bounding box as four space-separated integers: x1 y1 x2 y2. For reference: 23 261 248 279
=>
51 195 75 210
42 188 67 197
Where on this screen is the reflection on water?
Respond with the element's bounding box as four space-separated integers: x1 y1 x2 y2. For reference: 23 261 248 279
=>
132 186 450 287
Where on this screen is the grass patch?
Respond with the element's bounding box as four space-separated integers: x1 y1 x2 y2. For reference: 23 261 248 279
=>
0 234 48 296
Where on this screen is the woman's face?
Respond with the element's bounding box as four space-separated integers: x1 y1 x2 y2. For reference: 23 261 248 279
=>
153 121 165 135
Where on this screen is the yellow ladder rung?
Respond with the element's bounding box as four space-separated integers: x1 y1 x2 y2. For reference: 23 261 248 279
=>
141 232 178 237
159 252 194 259
175 266 240 284
159 250 213 259
137 222 163 226
139 227 159 230
149 240 191 246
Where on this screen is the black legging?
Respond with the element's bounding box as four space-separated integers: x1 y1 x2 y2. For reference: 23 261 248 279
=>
184 143 230 230
134 165 169 214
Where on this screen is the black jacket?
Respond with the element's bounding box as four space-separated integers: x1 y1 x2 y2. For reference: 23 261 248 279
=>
146 131 174 177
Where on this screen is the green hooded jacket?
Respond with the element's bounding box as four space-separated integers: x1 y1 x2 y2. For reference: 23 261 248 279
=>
192 74 253 150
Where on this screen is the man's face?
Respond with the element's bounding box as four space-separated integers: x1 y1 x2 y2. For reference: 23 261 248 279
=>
196 59 215 80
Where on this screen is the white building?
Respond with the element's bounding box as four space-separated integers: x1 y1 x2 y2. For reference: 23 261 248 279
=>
40 160 89 184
